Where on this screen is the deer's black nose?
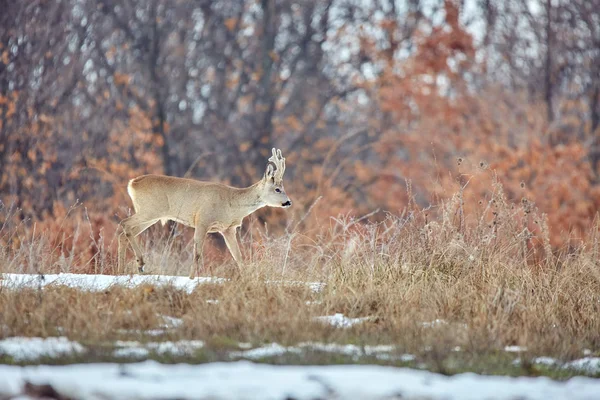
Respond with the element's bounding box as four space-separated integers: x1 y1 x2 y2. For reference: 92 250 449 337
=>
282 200 292 207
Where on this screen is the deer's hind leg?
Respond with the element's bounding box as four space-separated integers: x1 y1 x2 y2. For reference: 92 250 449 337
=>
118 214 159 274
189 222 209 279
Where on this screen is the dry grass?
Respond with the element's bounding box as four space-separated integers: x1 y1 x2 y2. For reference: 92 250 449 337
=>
1 177 600 372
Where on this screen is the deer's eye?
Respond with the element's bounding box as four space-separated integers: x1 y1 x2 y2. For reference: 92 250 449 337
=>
275 188 281 193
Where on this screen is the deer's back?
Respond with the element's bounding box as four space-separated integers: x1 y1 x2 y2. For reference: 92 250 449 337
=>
128 174 239 227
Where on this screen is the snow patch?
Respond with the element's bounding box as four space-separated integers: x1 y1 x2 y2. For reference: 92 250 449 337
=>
505 346 528 353
113 340 205 358
0 337 205 361
116 328 168 337
305 300 323 305
1 361 600 399
534 357 558 366
0 273 225 294
0 273 325 295
231 342 412 362
314 313 372 328
113 347 150 358
512 357 600 375
565 357 600 374
0 337 85 361
421 319 448 328
231 343 297 359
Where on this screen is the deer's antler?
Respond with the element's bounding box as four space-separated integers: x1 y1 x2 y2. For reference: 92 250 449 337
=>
268 148 286 183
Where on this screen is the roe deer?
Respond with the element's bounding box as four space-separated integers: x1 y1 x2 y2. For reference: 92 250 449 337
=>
118 148 291 278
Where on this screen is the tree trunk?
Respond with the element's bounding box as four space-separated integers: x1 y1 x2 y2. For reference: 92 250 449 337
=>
544 0 554 123
148 0 173 176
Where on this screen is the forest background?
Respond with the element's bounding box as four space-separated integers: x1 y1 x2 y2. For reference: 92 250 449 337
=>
1 0 599 272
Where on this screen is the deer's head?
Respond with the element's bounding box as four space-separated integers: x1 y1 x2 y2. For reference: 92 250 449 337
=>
262 148 291 208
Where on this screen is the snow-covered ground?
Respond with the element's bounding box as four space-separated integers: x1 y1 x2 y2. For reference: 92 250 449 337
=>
0 273 224 294
2 272 600 398
229 341 412 362
1 360 600 400
0 336 407 362
112 339 206 358
0 337 85 361
0 272 325 293
1 335 599 377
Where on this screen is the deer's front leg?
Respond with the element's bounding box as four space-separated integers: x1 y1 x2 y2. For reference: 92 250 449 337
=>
119 215 156 275
189 224 208 279
221 227 243 267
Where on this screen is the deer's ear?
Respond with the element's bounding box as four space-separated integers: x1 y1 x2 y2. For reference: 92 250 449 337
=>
265 163 275 180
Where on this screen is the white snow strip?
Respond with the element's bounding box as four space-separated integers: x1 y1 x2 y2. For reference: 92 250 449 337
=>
116 329 168 337
0 337 205 361
505 346 528 353
565 358 600 374
0 337 85 361
113 347 150 358
113 340 205 358
314 313 372 328
304 342 414 362
0 273 325 294
534 357 558 366
230 343 299 359
302 342 393 356
0 273 225 294
1 361 600 399
421 319 448 328
516 357 600 375
231 342 412 362
150 340 205 356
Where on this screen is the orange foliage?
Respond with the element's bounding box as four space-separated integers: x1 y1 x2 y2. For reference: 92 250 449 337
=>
1 0 598 272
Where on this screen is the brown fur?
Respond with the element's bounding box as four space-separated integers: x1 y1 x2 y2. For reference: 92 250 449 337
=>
118 148 291 278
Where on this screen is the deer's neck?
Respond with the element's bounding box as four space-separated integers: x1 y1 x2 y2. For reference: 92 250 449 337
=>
234 181 266 218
